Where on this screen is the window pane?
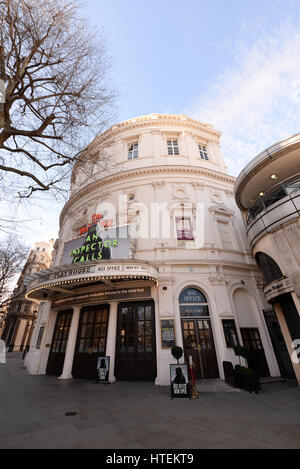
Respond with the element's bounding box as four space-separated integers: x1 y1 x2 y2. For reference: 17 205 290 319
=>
145 336 152 352
100 324 107 337
102 309 108 322
137 336 144 351
127 336 134 352
79 339 85 352
145 306 152 319
137 307 144 320
138 321 144 335
94 324 100 337
145 321 152 336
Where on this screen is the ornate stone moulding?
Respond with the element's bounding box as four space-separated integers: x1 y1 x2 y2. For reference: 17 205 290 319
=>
60 165 235 225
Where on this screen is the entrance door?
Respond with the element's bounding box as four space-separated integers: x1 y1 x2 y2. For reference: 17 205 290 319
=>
240 328 270 377
181 318 219 379
46 310 73 376
72 304 110 379
115 301 157 381
263 309 296 379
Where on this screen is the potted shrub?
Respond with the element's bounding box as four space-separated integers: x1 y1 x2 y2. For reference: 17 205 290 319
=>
234 365 261 393
171 346 183 364
233 345 249 365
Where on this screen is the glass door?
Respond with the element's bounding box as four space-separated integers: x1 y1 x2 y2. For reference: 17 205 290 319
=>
46 310 73 376
182 318 219 379
115 301 157 381
72 304 109 379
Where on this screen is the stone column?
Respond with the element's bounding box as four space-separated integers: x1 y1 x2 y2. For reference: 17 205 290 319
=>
173 299 183 349
105 302 118 383
58 306 81 380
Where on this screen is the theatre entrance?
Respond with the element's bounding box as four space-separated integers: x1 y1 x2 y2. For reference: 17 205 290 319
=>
72 304 110 379
46 309 73 376
181 318 219 379
180 287 219 379
115 301 157 381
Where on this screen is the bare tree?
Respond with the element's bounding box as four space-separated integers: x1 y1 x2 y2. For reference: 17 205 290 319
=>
0 0 115 200
0 235 28 308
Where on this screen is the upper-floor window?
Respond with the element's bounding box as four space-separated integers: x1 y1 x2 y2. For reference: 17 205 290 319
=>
167 140 179 155
198 144 208 160
128 143 138 159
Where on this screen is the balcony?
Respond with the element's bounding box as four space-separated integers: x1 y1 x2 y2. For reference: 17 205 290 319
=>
246 175 300 247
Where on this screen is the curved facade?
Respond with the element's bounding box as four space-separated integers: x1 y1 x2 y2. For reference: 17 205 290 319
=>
25 114 280 385
234 134 300 384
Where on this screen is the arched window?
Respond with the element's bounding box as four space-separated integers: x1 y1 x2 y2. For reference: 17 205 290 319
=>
179 287 209 317
255 252 283 284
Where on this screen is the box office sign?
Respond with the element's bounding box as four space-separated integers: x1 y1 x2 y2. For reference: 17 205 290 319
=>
60 225 130 265
161 319 176 348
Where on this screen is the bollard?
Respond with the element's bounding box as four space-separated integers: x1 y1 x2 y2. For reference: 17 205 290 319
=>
189 355 198 399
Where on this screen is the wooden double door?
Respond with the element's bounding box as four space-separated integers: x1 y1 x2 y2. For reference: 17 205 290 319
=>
115 301 157 381
182 318 219 379
240 328 270 377
46 309 73 376
72 304 110 379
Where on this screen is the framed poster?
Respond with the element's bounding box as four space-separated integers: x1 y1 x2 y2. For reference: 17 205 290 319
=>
97 356 110 382
222 319 239 348
161 319 176 348
170 364 190 399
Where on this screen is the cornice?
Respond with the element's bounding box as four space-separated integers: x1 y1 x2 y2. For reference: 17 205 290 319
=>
60 165 236 225
72 114 222 174
101 114 221 141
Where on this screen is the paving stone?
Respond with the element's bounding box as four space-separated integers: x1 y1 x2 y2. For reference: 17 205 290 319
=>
1 353 300 449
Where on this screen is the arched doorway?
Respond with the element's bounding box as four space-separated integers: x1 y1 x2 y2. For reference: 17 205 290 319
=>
255 252 283 283
232 288 270 377
255 252 298 378
179 287 219 379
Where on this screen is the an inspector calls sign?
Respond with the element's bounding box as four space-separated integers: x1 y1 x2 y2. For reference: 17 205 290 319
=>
30 263 156 288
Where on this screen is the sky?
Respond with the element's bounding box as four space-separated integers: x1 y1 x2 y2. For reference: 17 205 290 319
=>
2 0 300 247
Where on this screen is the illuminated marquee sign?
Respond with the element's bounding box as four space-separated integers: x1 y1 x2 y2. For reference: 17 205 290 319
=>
60 225 130 265
78 213 113 236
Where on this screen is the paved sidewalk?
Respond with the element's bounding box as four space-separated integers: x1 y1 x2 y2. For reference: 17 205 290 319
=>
0 353 300 449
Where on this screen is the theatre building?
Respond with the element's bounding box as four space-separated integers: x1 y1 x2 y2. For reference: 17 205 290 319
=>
25 114 283 385
234 134 300 384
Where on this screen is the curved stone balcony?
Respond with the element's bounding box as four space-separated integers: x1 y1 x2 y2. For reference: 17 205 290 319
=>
246 175 300 247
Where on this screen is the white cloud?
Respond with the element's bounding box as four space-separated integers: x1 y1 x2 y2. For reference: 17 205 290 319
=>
190 22 300 176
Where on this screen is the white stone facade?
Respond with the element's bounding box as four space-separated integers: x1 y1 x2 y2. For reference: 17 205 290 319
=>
25 114 280 385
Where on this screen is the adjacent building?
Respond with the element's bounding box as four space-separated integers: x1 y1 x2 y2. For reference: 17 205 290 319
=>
234 134 300 383
24 114 285 385
2 240 54 352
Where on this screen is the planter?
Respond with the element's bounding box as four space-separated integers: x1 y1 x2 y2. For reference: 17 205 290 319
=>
234 368 261 393
233 369 244 389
